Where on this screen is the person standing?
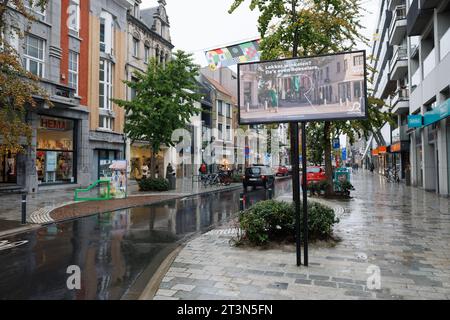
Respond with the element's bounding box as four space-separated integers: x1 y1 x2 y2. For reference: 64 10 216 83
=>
199 163 207 175
268 83 279 113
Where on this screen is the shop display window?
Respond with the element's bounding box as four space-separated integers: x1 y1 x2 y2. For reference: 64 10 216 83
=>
37 116 75 185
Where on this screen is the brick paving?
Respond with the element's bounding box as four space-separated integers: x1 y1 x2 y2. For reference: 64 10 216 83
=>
153 171 450 300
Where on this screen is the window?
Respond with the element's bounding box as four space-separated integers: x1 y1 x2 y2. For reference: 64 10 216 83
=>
344 59 348 71
353 55 364 66
130 77 138 100
68 0 80 33
100 18 106 52
133 38 139 58
337 62 341 73
36 116 75 185
226 125 231 141
144 45 150 64
99 12 114 54
226 103 231 118
218 100 223 115
99 115 114 130
68 51 79 94
218 124 223 140
99 59 113 110
24 2 46 21
23 34 45 77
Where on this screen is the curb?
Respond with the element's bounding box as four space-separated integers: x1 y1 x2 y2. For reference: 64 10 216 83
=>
0 224 41 239
138 245 184 300
2 184 244 235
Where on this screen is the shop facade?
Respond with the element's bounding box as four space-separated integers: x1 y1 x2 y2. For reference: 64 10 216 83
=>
0 106 91 193
129 142 165 180
409 99 450 196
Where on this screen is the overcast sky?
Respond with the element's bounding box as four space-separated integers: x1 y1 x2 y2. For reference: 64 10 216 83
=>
142 0 381 66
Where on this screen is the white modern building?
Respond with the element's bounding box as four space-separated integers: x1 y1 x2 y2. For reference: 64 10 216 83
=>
407 0 450 196
368 0 450 196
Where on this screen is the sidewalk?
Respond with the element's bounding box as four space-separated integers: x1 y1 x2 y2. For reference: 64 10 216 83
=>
0 178 241 236
149 171 450 300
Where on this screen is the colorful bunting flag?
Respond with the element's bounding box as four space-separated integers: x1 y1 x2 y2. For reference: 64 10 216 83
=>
205 39 261 70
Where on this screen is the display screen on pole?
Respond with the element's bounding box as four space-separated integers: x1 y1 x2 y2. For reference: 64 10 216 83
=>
238 50 368 124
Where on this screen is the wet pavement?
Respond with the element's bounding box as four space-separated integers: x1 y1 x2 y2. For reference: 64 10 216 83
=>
154 171 450 300
0 180 288 300
0 179 242 233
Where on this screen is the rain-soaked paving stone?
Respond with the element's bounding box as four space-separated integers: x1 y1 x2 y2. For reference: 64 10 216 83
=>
154 172 450 300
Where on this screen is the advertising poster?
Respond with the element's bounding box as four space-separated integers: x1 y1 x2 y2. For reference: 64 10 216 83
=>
46 152 57 172
238 51 368 124
99 160 128 199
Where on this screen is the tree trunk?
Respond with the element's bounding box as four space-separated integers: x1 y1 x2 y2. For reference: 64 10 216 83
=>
150 149 157 179
324 121 334 196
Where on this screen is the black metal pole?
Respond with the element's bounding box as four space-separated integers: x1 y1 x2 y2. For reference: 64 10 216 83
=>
239 192 246 211
301 122 309 267
290 123 301 266
21 193 27 225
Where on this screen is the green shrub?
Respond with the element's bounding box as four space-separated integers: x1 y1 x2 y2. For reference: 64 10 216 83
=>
139 177 170 191
239 200 339 245
337 180 355 195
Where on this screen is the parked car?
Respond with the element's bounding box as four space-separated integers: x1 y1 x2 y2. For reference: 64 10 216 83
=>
276 165 289 176
301 166 327 186
243 166 275 191
286 165 293 175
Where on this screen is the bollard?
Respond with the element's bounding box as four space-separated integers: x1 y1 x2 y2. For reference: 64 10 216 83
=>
21 194 27 225
268 188 273 200
239 192 246 211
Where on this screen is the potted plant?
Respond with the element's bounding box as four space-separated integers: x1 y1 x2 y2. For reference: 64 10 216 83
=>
339 181 355 197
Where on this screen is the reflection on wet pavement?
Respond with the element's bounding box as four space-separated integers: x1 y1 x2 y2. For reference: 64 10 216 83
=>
0 179 291 300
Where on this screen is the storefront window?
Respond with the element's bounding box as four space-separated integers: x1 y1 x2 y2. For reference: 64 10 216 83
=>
0 151 17 184
37 116 75 184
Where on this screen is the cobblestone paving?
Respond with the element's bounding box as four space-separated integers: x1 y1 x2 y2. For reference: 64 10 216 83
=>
154 172 450 300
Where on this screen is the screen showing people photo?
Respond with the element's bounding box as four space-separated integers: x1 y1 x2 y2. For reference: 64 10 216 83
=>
238 51 368 124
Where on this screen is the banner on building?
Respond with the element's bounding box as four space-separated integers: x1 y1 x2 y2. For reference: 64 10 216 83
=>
205 39 261 71
238 50 368 125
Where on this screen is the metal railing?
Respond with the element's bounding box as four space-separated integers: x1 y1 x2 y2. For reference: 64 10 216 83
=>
392 46 408 62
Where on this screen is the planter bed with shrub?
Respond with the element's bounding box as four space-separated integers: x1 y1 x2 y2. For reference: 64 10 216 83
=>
138 177 170 192
238 200 339 246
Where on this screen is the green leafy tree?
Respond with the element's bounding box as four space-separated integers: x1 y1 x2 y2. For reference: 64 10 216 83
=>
230 0 392 194
0 0 50 156
113 50 202 179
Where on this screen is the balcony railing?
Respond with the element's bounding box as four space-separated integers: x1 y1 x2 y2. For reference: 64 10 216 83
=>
423 49 436 78
411 68 421 88
392 5 407 24
391 87 409 109
392 46 408 62
440 27 450 60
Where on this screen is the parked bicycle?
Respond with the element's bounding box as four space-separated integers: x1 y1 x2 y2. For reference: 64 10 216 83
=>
385 168 400 183
201 171 232 187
